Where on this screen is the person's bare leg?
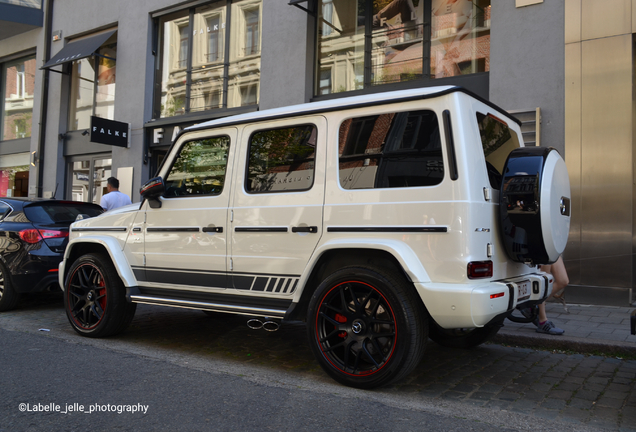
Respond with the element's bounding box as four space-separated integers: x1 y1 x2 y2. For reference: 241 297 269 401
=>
535 257 568 334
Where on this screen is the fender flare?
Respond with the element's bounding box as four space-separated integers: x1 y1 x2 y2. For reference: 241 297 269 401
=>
59 236 137 289
291 237 431 303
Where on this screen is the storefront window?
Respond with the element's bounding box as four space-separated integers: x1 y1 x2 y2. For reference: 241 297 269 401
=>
156 0 262 118
68 33 117 130
70 157 112 203
316 0 490 95
431 0 490 78
0 153 29 197
1 56 36 141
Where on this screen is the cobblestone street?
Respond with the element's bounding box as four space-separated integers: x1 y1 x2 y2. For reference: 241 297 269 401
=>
2 293 635 431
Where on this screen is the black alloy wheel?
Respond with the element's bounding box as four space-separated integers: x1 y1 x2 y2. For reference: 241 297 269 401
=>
64 253 136 338
307 266 427 389
67 261 108 330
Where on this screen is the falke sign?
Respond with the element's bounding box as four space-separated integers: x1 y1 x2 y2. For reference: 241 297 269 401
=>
90 116 130 148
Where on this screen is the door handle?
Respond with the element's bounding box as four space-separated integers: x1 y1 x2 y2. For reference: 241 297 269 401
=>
202 227 223 233
292 226 318 233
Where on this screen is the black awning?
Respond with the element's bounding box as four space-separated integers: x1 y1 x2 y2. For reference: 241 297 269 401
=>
41 30 116 70
289 0 314 15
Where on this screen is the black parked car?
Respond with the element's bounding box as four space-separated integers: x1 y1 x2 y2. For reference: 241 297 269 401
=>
0 198 103 311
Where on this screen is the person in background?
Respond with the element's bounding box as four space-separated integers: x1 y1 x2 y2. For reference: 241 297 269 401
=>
534 256 569 335
100 177 132 211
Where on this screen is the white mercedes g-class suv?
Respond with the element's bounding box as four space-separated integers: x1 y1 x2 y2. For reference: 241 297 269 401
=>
60 86 570 389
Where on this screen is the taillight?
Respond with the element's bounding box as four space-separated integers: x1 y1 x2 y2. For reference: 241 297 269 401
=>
19 229 42 244
19 229 68 244
467 260 493 279
39 229 69 239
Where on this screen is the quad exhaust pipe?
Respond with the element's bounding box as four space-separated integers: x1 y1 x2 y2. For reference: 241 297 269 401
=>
247 317 280 332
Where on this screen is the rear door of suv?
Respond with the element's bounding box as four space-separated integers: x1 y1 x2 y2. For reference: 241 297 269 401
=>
229 117 326 296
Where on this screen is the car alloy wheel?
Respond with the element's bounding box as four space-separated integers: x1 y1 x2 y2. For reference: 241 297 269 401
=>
67 262 107 330
315 279 397 376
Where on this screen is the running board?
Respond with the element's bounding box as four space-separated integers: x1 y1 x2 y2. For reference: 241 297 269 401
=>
129 295 288 318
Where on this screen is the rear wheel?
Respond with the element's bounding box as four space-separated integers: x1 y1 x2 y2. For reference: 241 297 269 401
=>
0 261 19 312
428 321 502 349
307 266 427 389
64 253 136 338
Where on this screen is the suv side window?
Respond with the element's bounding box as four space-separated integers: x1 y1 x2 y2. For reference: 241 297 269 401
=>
246 125 317 193
476 112 521 190
338 110 443 189
164 136 230 197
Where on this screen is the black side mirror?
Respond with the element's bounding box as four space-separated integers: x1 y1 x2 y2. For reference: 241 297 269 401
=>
140 177 165 208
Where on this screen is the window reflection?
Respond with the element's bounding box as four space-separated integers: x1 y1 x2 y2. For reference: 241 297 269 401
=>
247 126 316 193
315 0 490 95
165 137 230 197
431 0 490 78
157 0 261 118
338 110 443 189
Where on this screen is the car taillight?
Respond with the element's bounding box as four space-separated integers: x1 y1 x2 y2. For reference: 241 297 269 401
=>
19 229 43 244
467 260 493 279
39 229 69 239
19 229 68 244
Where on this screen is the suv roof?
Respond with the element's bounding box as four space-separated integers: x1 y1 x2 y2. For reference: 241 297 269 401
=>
186 86 521 134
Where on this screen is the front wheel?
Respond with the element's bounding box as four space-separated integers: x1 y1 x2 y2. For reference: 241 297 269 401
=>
428 321 501 349
307 266 427 389
64 253 136 338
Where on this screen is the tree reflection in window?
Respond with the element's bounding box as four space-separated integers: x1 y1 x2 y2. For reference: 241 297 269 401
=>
247 125 316 193
164 136 230 197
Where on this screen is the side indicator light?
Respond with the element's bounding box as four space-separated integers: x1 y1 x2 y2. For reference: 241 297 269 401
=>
490 292 505 299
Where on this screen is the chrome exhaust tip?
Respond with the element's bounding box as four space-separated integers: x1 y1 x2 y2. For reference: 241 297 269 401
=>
246 318 280 331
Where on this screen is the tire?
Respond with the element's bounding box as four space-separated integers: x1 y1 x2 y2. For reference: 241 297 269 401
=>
499 147 571 265
64 253 136 338
307 265 427 389
428 321 501 349
0 261 19 312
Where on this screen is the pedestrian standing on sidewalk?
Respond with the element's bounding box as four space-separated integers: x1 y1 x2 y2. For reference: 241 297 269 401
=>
100 177 132 211
535 256 569 335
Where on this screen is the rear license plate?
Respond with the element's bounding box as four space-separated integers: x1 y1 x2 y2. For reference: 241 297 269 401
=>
517 280 530 301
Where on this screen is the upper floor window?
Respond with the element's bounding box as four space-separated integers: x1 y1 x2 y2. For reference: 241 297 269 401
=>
316 0 491 95
1 55 36 141
155 0 262 119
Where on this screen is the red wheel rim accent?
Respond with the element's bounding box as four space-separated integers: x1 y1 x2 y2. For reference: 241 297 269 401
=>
67 263 107 330
315 280 397 377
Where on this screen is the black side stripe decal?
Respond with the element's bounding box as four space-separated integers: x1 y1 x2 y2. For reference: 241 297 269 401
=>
71 227 127 232
327 227 447 233
147 227 200 232
235 227 288 233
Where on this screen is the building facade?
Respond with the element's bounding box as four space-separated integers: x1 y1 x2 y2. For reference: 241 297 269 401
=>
2 0 629 306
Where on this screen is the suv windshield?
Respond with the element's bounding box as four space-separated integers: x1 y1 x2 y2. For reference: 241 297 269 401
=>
476 112 521 189
24 202 103 224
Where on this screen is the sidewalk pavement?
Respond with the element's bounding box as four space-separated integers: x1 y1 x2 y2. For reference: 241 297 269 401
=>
494 301 636 357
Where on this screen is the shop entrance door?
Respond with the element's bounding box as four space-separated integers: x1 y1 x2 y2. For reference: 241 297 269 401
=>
68 155 112 203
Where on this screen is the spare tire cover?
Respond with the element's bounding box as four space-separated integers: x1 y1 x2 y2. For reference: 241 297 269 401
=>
499 147 571 265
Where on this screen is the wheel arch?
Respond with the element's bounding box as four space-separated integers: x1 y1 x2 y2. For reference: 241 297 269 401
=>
60 237 137 290
288 242 430 321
